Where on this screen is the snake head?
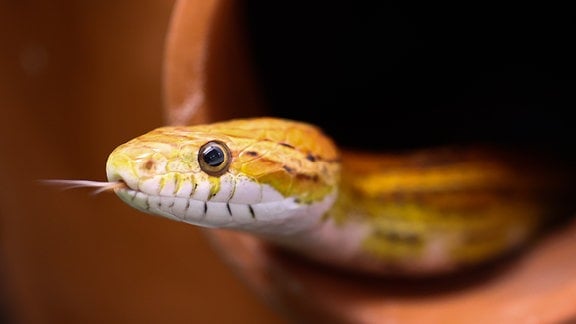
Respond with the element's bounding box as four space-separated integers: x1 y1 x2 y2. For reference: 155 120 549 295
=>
106 117 340 235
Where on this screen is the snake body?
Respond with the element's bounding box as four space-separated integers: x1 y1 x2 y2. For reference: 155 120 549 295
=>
106 117 573 275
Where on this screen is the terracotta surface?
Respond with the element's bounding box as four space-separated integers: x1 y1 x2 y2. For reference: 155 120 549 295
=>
0 1 283 323
163 1 576 323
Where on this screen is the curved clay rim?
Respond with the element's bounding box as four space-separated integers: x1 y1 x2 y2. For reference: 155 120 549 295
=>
163 1 576 322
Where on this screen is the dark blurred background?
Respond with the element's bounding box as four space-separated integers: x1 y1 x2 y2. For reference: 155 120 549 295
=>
0 1 284 323
245 3 575 156
1 1 574 323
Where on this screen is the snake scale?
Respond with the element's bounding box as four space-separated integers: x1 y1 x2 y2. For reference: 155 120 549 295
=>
55 117 575 276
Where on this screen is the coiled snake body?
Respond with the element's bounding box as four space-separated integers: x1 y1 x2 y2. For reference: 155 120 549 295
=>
104 117 572 275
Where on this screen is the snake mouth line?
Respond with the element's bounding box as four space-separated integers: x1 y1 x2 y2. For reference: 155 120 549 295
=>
114 184 320 233
115 186 209 205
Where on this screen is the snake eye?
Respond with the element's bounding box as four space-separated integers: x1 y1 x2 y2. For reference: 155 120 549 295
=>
198 140 231 176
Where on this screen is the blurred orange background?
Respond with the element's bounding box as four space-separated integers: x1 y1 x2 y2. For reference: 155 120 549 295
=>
0 1 284 323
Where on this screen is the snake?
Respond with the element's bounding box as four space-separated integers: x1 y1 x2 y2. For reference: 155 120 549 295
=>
52 117 575 276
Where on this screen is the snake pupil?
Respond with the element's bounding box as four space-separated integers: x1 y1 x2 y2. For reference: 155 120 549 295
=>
202 146 224 166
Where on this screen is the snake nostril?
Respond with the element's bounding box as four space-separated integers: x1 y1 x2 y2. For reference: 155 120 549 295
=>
143 159 155 171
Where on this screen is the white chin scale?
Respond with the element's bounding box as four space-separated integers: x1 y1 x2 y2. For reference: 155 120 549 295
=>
115 187 337 237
